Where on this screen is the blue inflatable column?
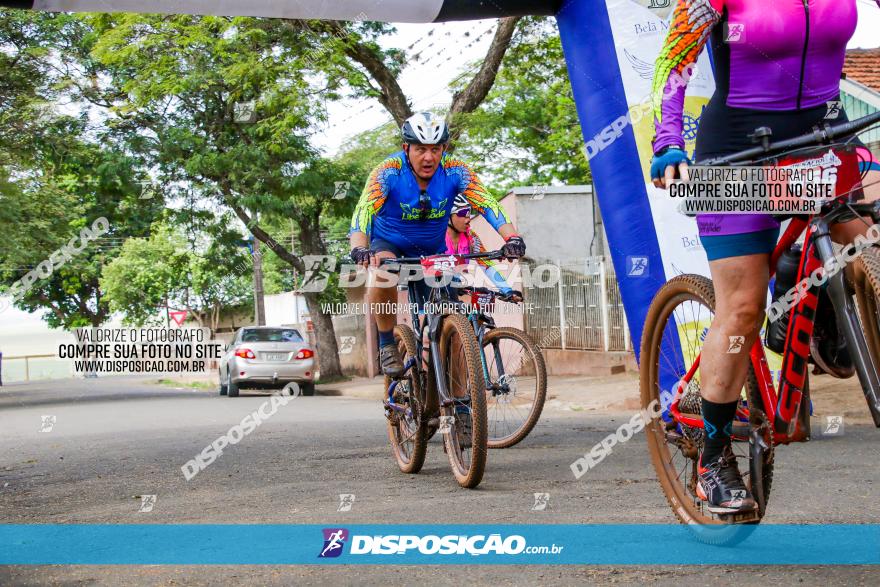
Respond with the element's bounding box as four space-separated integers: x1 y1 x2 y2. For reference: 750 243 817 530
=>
556 0 668 359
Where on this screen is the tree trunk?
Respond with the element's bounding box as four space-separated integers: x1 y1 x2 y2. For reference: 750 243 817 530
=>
252 237 266 325
303 290 342 379
224 194 344 379
297 212 343 379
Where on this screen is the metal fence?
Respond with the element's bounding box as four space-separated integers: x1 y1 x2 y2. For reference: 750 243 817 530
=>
0 353 72 384
524 258 630 352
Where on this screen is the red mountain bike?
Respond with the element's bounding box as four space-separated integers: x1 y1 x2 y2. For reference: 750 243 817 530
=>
640 111 880 528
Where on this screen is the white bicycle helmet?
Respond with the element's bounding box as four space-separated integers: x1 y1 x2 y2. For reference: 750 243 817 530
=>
402 111 449 145
451 193 471 214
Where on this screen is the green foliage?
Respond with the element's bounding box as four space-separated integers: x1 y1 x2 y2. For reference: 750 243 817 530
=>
100 221 252 326
0 131 161 328
1 11 166 327
454 17 591 189
88 14 318 196
88 14 366 265
2 11 582 343
337 122 401 184
100 224 189 325
0 11 85 163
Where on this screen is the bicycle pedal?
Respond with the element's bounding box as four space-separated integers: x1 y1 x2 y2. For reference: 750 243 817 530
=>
720 509 761 524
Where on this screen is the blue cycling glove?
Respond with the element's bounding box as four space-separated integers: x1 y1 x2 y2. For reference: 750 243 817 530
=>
650 147 690 180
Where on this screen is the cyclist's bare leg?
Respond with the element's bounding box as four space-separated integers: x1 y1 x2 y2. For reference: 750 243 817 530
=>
694 253 768 511
369 251 407 377
861 169 880 202
701 253 771 403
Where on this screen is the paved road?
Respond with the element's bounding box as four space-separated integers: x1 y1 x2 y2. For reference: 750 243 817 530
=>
1 375 878 585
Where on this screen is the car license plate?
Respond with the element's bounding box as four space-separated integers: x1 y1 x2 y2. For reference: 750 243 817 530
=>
264 352 288 361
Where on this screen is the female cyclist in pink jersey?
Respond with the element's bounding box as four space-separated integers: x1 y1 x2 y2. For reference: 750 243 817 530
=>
650 0 880 514
446 195 523 302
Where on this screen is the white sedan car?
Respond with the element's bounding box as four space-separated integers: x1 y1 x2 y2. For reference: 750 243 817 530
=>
219 326 316 397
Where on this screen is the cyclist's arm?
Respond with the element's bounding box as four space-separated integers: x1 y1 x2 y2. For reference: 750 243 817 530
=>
349 231 368 250
472 234 514 293
348 156 401 248
443 156 515 236
651 0 722 154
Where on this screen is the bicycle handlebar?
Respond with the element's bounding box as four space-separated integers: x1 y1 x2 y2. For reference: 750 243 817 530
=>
379 250 504 266
460 286 494 294
700 110 880 166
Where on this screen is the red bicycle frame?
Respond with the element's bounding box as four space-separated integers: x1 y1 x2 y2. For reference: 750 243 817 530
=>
667 147 870 444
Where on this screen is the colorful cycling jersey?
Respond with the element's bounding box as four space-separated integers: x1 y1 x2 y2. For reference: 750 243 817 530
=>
652 0 858 154
350 151 511 256
445 230 513 294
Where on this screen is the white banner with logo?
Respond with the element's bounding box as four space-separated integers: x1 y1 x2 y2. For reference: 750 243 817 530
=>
606 0 714 279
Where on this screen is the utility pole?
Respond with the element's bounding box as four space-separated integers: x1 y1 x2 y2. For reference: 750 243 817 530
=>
252 236 266 326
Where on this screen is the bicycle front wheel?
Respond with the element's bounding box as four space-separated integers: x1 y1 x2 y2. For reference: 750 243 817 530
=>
439 313 488 488
385 324 428 474
640 274 773 529
482 327 547 448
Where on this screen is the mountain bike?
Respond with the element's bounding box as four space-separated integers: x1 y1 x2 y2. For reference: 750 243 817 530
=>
459 285 547 448
379 252 489 488
640 111 880 529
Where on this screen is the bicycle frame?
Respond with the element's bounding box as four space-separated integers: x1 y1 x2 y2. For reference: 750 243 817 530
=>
464 293 506 396
383 260 473 417
668 196 880 444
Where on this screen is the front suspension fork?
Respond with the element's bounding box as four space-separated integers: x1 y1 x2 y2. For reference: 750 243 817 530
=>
813 218 880 427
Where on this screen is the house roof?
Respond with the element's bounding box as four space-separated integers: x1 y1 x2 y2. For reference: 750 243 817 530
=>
844 48 880 92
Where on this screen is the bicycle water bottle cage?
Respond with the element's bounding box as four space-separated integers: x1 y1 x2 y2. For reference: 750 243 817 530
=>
766 245 801 354
749 126 773 152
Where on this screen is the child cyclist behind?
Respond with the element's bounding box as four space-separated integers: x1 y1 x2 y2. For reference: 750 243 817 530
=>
446 195 523 304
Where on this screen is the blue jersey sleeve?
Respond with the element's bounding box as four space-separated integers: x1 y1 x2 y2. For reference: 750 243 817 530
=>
349 155 403 236
442 156 511 231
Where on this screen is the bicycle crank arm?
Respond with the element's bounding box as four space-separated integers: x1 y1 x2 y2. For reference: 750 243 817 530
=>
813 222 880 427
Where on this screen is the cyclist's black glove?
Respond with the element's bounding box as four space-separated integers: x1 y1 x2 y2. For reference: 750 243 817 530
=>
502 235 526 260
499 290 523 303
350 246 373 265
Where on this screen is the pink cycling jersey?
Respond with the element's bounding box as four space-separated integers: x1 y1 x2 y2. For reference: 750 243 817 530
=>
652 0 858 154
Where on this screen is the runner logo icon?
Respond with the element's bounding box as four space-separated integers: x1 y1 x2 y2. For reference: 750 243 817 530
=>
626 256 649 277
319 528 349 558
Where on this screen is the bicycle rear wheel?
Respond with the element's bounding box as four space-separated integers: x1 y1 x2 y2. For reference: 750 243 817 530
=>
439 313 488 488
482 327 547 448
385 324 428 474
640 274 774 529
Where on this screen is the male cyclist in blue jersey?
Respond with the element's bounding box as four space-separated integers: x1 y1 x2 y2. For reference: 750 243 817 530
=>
446 194 523 303
349 112 526 377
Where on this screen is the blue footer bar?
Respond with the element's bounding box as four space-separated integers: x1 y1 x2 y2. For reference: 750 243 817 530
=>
1 524 878 564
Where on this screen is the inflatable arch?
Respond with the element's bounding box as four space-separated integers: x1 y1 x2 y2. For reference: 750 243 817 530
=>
1 0 712 366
